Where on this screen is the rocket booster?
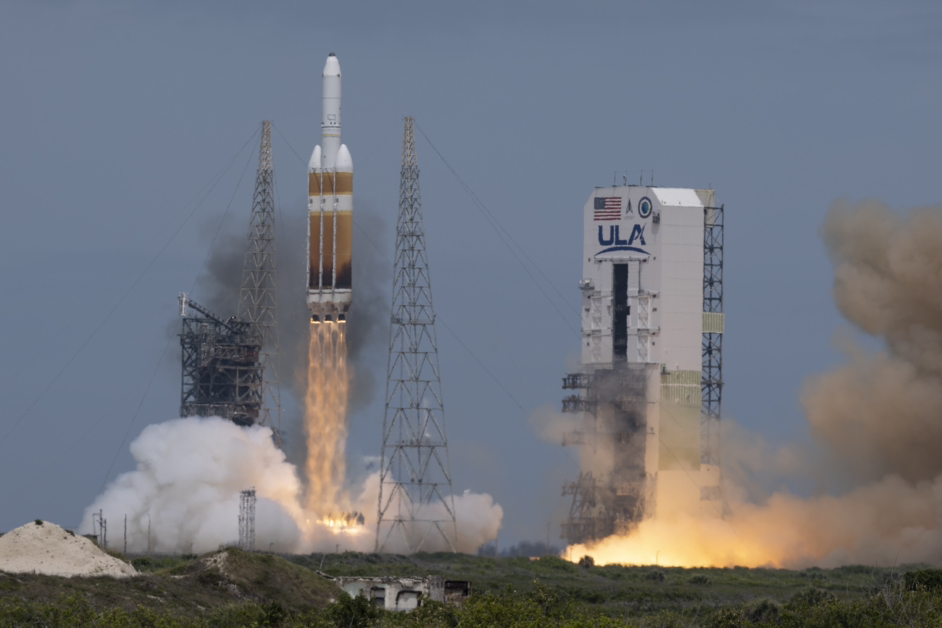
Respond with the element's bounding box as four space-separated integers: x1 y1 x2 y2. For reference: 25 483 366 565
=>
307 53 353 322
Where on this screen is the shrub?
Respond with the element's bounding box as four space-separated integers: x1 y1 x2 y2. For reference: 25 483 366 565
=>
786 586 835 609
689 574 711 586
703 608 744 628
744 598 780 624
644 569 667 583
326 591 381 628
904 569 942 592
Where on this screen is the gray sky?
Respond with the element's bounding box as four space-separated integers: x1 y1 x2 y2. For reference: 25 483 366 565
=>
1 0 941 545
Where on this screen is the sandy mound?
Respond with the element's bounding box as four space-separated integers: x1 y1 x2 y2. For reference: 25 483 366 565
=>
0 520 137 578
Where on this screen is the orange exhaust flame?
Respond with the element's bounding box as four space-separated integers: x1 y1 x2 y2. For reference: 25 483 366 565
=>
304 321 349 516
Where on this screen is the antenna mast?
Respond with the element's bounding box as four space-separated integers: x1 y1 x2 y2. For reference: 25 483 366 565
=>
376 117 458 553
239 121 282 443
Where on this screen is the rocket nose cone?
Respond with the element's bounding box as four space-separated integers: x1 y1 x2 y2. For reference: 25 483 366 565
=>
323 54 341 78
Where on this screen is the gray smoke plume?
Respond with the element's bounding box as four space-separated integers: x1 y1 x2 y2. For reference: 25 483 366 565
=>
186 197 390 460
162 216 246 383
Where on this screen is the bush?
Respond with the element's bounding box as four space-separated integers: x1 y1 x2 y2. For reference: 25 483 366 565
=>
326 591 381 628
689 574 711 586
578 555 595 568
703 608 744 628
786 587 835 609
904 569 942 592
644 569 667 583
744 598 781 624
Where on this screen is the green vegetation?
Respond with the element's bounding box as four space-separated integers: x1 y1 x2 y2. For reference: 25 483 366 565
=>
0 548 338 618
1 550 942 626
289 551 907 616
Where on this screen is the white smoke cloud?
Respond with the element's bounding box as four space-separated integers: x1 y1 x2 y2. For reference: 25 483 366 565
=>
80 417 502 555
529 404 582 444
80 418 303 554
350 472 503 554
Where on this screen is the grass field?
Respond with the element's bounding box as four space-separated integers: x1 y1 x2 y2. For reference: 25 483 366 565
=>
0 549 939 626
292 551 918 617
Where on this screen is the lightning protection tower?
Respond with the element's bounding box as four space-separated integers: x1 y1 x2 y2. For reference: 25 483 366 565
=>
239 487 256 552
239 121 282 444
376 117 458 553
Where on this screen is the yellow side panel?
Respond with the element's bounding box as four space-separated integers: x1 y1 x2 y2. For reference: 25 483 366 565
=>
658 402 700 471
335 210 352 289
309 212 321 289
322 213 335 287
309 212 335 289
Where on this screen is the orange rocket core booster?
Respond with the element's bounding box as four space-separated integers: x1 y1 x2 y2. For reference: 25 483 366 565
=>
307 53 353 322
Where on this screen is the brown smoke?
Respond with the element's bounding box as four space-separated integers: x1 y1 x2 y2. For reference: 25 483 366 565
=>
805 201 942 484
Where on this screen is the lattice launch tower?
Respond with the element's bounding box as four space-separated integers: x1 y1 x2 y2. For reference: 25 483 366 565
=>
376 117 458 553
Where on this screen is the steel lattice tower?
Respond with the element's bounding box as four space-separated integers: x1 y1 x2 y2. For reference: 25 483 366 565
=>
376 117 458 553
239 121 282 443
701 204 724 502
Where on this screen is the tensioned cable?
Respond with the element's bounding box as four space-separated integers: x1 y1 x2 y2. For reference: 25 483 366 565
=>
273 122 579 469
0 129 260 448
273 125 547 424
97 144 259 490
2 131 261 393
415 124 580 333
8 130 261 503
273 121 398 174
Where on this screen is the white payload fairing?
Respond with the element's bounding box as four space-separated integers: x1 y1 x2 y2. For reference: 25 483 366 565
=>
307 53 353 322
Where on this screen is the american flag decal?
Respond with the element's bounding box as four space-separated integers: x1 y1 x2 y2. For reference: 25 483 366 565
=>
594 196 621 221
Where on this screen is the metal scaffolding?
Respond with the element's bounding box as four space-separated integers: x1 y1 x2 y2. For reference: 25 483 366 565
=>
701 204 724 501
376 117 458 553
238 121 282 443
560 364 650 545
179 294 262 426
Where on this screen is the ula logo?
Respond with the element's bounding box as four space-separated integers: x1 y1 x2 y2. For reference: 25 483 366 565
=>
595 224 649 256
598 224 646 246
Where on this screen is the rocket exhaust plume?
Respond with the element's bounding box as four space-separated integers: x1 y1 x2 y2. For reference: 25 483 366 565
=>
563 200 942 569
304 321 349 515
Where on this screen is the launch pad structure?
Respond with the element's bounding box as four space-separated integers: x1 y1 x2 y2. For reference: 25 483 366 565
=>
561 186 725 545
178 122 282 438
179 294 263 426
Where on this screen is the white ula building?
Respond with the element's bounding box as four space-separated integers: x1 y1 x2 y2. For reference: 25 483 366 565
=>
561 185 724 545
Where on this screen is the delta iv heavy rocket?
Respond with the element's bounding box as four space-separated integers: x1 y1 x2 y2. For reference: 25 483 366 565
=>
307 53 353 322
